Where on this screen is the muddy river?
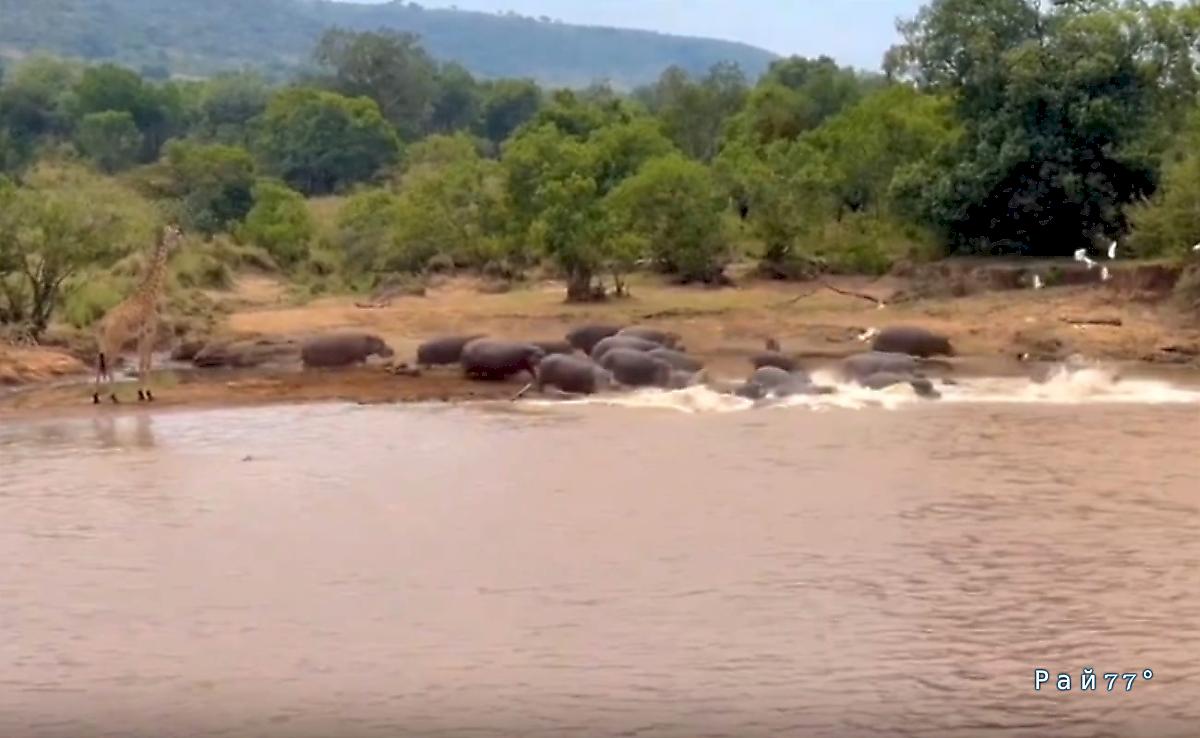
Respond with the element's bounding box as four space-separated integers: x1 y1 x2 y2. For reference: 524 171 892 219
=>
2 369 1199 737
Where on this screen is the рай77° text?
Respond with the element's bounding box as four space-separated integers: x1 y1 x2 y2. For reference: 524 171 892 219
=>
1035 668 1154 692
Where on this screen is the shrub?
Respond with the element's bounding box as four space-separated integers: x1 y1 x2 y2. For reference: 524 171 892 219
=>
60 274 128 328
239 180 314 268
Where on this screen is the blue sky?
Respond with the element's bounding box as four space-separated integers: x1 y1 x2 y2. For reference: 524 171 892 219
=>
343 1 925 70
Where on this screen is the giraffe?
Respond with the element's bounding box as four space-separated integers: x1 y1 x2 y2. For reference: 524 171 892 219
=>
93 224 183 405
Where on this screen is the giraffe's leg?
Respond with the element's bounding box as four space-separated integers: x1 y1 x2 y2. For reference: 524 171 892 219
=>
137 332 154 402
93 349 105 405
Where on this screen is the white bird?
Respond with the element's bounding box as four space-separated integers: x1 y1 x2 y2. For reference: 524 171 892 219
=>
858 327 880 342
1193 242 1200 252
876 302 887 310
1101 266 1111 282
1107 241 1118 260
1032 274 1044 290
1074 248 1097 270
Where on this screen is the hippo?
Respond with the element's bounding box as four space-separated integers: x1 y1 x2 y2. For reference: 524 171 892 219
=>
460 339 544 381
647 347 704 373
666 369 707 389
616 326 681 348
566 324 625 354
531 354 613 395
417 334 487 367
734 381 768 400
591 335 662 362
751 338 798 372
871 326 955 358
732 367 833 401
740 366 823 398
194 336 301 368
860 371 942 399
839 351 922 381
529 339 576 356
301 332 395 369
170 339 206 362
599 349 673 388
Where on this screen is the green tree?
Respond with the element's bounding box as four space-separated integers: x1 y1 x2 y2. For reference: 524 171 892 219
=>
198 71 270 144
314 28 437 139
74 111 143 173
334 189 405 274
887 0 1177 255
140 140 257 234
256 87 400 195
724 56 871 150
0 56 81 143
393 134 504 270
606 154 729 283
1128 113 1200 257
803 85 962 218
72 63 181 158
0 183 127 336
430 63 482 134
502 112 674 300
479 79 542 144
239 180 314 267
639 62 748 161
717 137 835 268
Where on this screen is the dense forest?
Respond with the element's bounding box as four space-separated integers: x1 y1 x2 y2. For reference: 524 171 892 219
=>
3 0 1200 342
0 0 778 89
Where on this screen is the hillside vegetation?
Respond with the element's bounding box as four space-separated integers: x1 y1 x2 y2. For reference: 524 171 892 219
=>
0 0 778 88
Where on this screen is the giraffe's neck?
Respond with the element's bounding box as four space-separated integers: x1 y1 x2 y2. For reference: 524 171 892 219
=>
135 240 170 305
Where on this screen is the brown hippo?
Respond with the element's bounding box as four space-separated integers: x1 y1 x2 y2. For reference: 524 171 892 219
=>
751 338 798 372
170 339 207 362
417 334 486 367
730 367 833 401
647 347 704 373
529 339 577 356
666 369 707 389
860 371 941 399
740 366 820 398
839 351 922 382
193 337 302 368
460 339 544 381
871 326 955 358
599 349 673 388
566 324 625 354
616 326 682 348
301 332 395 369
591 335 661 362
533 354 614 395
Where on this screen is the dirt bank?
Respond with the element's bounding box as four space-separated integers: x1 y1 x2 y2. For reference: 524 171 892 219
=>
3 269 1198 419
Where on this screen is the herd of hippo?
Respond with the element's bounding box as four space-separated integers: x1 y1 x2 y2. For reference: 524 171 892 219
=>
276 323 957 403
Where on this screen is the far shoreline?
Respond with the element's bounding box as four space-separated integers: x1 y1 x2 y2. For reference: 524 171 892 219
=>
3 270 1199 421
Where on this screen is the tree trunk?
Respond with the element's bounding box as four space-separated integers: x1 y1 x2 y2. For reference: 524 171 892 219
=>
565 268 599 303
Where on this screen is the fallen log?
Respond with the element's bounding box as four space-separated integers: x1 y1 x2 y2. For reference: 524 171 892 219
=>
1061 317 1123 327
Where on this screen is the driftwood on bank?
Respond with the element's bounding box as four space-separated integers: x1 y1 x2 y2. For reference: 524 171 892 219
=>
1061 316 1124 327
772 280 887 309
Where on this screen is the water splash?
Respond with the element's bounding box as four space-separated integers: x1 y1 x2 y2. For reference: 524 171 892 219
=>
523 361 1200 415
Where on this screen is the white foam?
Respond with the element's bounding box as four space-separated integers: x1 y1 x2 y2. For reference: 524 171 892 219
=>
521 361 1200 415
526 385 754 414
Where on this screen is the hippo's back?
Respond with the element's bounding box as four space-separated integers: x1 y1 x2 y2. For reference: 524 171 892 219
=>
418 335 485 366
871 326 954 358
302 336 372 369
566 325 624 354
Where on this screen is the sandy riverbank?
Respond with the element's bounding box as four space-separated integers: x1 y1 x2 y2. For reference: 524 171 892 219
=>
3 269 1198 419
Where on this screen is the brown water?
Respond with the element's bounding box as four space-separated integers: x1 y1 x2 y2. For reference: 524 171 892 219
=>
2 393 1199 738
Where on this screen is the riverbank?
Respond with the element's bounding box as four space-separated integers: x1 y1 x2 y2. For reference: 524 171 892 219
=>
3 267 1198 419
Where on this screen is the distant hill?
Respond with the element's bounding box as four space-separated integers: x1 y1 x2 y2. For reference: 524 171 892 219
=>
0 0 779 88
